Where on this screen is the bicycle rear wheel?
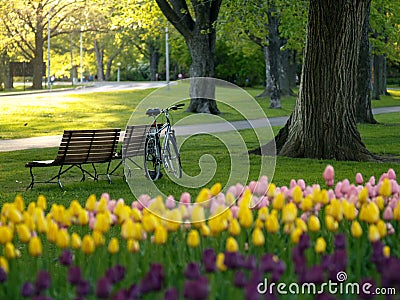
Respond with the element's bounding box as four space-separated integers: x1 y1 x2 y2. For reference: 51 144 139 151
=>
144 135 161 181
164 132 182 178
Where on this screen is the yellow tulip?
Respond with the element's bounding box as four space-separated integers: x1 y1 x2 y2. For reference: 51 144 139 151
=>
82 235 95 254
165 209 182 232
376 220 387 238
196 188 211 205
0 226 13 245
272 193 285 210
71 233 82 249
97 197 107 213
216 253 227 271
187 229 200 248
292 186 303 204
37 194 47 210
238 208 253 229
315 237 326 254
228 219 241 236
210 182 222 196
282 202 297 223
325 199 343 221
226 237 239 252
78 210 89 226
209 215 228 235
267 183 276 198
383 246 390 258
7 206 22 224
4 242 16 259
325 215 338 232
191 205 206 228
46 222 59 243
142 214 158 232
394 203 400 221
301 196 313 212
308 215 321 232
92 230 105 246
265 214 280 233
108 237 119 254
368 224 380 242
16 224 31 243
358 187 369 204
23 212 35 231
132 223 144 240
351 220 363 238
94 213 110 233
121 219 134 240
131 208 142 222
148 196 166 216
200 224 211 237
0 256 9 273
290 227 303 244
14 195 25 212
27 202 36 215
342 200 356 221
127 239 139 253
295 218 307 232
252 227 265 247
361 202 380 224
257 207 269 221
56 229 70 249
36 212 48 234
154 225 168 245
29 236 42 257
69 200 82 216
379 178 392 197
85 194 96 211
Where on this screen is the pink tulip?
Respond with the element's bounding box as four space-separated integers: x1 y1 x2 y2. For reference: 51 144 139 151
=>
89 215 96 230
379 173 388 183
226 186 238 198
388 168 396 180
355 173 364 185
365 183 376 198
138 194 151 208
107 200 117 212
230 205 239 219
180 192 191 206
334 183 343 198
297 179 306 191
290 179 297 189
347 185 358 197
248 181 257 193
369 176 375 186
100 193 110 203
235 183 245 197
254 180 268 196
328 189 335 201
383 206 393 221
216 193 226 206
387 222 395 235
391 180 399 194
131 201 143 210
165 195 176 209
257 196 269 208
323 165 335 186
341 179 350 194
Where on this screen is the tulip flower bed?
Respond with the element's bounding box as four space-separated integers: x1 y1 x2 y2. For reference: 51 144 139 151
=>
0 165 399 299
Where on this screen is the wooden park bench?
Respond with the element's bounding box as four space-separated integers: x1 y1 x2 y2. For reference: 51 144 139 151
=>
109 124 149 179
25 128 121 189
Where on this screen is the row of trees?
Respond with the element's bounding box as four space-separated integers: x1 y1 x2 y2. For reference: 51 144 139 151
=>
1 0 399 161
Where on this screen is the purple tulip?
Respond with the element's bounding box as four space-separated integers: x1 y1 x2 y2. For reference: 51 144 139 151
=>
95 277 111 298
299 265 325 284
0 267 6 283
113 289 129 300
381 257 400 287
76 279 91 296
224 251 245 269
334 233 346 250
298 233 310 252
184 262 201 280
260 254 275 272
164 287 179 300
32 296 52 300
140 264 164 294
315 294 336 300
183 276 209 300
202 248 216 273
59 250 73 266
21 282 35 297
35 270 51 291
127 284 141 298
68 266 82 286
233 271 247 288
106 264 126 284
244 255 257 270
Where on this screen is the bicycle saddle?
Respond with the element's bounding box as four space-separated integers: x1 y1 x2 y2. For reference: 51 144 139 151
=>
146 108 161 116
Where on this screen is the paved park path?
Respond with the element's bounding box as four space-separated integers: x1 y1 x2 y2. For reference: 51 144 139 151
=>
1 106 400 152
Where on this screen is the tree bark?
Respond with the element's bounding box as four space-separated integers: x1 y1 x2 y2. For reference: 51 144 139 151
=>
149 41 160 82
279 49 297 97
255 0 376 161
356 7 376 124
155 0 222 114
94 39 104 81
372 54 383 100
32 4 44 90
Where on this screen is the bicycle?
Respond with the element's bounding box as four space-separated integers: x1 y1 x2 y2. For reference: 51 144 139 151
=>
144 103 184 181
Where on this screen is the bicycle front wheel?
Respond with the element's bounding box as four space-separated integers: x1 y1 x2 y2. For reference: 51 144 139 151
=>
164 132 182 178
144 135 161 181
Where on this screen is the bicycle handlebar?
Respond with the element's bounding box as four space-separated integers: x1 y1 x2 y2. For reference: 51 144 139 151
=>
165 103 185 111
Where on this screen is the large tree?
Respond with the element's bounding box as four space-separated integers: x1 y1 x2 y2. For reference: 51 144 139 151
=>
253 0 376 161
155 0 222 114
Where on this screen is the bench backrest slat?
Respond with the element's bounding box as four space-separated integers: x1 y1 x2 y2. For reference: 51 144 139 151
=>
55 129 121 164
122 125 148 158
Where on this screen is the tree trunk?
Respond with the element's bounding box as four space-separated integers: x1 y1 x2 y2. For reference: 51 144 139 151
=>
257 0 375 161
149 42 160 81
257 46 271 98
372 54 383 100
279 48 297 97
94 39 104 81
32 16 44 90
356 7 376 124
185 27 220 114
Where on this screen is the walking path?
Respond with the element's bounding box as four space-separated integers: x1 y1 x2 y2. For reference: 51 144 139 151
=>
1 106 399 152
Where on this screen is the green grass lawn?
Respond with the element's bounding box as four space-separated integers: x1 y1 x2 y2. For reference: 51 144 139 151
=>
0 86 399 207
